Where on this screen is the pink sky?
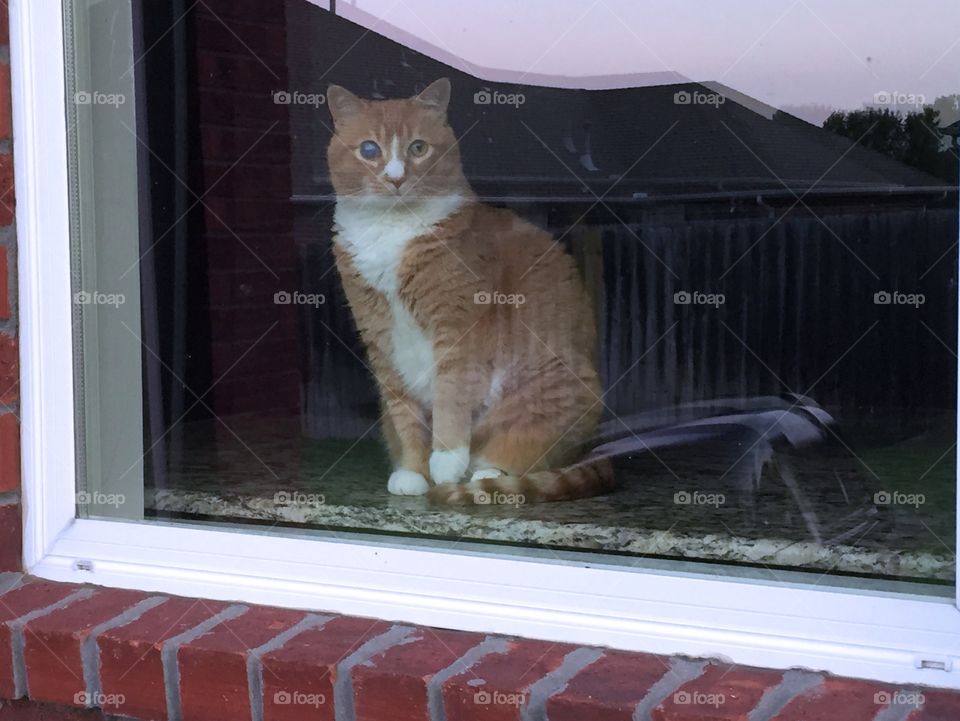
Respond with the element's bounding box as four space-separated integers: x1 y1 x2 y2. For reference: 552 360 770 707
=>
312 0 959 112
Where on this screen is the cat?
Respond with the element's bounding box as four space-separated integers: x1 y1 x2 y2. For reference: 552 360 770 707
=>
326 77 613 503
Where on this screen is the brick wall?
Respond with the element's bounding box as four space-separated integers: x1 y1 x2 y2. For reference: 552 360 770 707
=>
0 577 958 721
0 2 21 574
193 0 301 418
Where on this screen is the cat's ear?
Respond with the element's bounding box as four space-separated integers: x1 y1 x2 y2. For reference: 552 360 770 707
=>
327 85 364 124
415 78 451 114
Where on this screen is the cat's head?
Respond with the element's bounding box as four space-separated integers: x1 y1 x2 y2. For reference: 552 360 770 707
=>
326 78 468 201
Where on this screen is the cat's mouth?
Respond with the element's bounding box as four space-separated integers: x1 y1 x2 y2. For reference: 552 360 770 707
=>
371 180 432 201
378 178 412 197
349 176 440 202
349 185 430 206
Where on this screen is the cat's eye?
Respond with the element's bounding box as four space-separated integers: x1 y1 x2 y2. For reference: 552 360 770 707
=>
408 139 429 157
358 140 381 160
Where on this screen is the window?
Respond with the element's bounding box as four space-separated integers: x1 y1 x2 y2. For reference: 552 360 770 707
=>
17 0 960 687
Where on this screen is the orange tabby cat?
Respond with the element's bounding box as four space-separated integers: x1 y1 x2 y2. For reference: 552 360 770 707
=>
326 77 613 503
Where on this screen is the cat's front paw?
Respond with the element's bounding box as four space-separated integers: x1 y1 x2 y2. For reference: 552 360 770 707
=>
388 469 430 495
429 447 469 485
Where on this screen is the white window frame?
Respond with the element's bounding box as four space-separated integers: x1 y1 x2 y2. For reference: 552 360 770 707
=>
12 0 960 689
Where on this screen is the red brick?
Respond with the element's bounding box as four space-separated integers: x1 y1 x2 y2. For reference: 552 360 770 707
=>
178 605 306 721
0 580 85 698
547 650 671 721
212 371 300 415
204 236 298 267
198 90 287 132
0 413 20 492
23 589 154 706
201 163 291 200
209 340 300 382
196 0 288 26
0 63 10 141
196 50 283 93
261 616 392 721
0 333 18 404
774 678 896 721
207 269 299 313
0 580 84 624
0 6 8 46
769 678 888 720
0 698 112 720
194 15 287 62
353 628 485 721
97 597 229 721
653 664 783 721
912 689 960 720
0 246 9 322
210 304 299 341
0 502 21 571
202 197 293 232
199 125 290 163
441 639 576 721
0 153 13 226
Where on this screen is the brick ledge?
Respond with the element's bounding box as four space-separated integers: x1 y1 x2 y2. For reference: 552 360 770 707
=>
0 575 957 720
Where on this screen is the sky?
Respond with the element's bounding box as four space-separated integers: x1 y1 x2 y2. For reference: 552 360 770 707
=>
311 0 960 114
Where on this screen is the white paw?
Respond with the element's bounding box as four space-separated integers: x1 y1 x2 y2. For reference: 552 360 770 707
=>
429 447 470 485
387 469 430 495
470 468 504 482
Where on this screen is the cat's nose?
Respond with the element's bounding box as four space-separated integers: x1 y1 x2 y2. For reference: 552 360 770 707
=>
384 158 405 188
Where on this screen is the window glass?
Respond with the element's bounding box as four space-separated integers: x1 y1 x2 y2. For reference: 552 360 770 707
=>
70 0 958 586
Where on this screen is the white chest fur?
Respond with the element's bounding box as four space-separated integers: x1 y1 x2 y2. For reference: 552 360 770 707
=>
334 196 464 405
389 303 434 404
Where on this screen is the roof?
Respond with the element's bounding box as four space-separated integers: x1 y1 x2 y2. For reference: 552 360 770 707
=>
289 6 952 201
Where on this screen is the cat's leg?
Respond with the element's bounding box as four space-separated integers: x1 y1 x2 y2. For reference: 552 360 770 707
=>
471 365 601 478
380 390 432 495
429 358 484 485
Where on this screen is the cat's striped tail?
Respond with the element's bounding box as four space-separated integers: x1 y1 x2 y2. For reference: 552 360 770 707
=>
426 458 615 505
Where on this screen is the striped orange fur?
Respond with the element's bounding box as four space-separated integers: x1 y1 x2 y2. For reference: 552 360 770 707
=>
326 78 612 503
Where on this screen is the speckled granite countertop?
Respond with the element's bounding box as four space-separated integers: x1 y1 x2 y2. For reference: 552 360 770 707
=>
147 487 952 580
141 417 955 583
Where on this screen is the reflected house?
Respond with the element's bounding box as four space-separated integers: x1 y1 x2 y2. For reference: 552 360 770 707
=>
285 4 957 441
